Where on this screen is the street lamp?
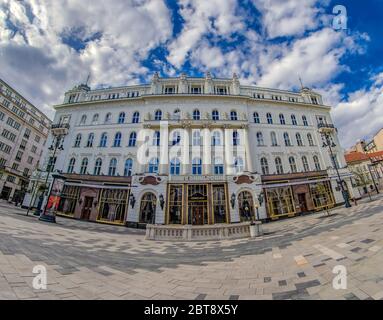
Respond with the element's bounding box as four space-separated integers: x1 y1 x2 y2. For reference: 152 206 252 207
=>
321 131 351 208
367 164 380 194
35 134 65 220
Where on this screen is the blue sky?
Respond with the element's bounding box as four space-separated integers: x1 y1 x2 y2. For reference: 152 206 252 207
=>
0 0 382 148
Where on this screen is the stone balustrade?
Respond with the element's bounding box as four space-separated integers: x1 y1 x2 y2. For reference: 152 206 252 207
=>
145 222 263 241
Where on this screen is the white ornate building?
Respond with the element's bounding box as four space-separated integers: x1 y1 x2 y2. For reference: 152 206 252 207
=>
39 73 357 228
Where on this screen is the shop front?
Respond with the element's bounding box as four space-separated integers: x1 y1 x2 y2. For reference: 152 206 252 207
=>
165 183 230 225
262 172 335 219
55 174 131 225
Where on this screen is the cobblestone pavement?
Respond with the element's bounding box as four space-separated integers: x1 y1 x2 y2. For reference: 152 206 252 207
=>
0 197 383 300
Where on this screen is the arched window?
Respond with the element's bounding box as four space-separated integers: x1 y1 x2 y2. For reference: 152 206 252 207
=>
148 157 159 173
193 130 201 146
289 157 297 173
171 131 181 145
302 156 310 172
291 114 297 125
313 156 321 171
105 113 112 124
128 132 137 147
212 131 221 146
253 112 260 123
284 132 291 146
153 131 160 146
80 158 88 175
170 158 181 175
279 114 285 125
118 112 125 124
214 157 224 175
256 132 264 146
307 133 314 146
100 132 107 147
271 132 278 146
108 158 117 176
113 132 122 147
92 114 99 124
267 113 273 124
67 158 76 173
86 133 94 148
234 157 244 173
302 115 308 126
275 157 283 174
193 109 200 120
230 110 238 121
124 158 133 176
296 133 303 146
74 134 82 147
261 158 269 175
80 114 87 125
155 110 162 121
233 130 240 146
212 110 219 121
173 109 180 120
94 158 102 175
192 158 202 175
132 112 140 123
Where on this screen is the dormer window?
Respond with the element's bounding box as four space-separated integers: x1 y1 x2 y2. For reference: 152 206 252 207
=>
109 93 119 99
191 86 202 94
311 96 319 105
164 86 176 94
68 94 76 103
216 87 228 95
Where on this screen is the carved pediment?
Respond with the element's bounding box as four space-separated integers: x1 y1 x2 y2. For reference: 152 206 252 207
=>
138 175 162 185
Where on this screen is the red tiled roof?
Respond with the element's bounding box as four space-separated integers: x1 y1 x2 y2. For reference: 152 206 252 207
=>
345 152 370 163
368 151 383 162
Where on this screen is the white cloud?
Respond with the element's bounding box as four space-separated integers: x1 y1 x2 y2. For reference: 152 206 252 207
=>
332 73 383 148
251 0 329 39
0 0 172 117
166 0 245 68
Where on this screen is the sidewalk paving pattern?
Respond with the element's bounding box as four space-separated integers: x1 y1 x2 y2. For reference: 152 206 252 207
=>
0 197 382 300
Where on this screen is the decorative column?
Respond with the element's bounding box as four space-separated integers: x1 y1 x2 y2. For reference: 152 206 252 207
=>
203 127 211 175
159 121 169 175
182 126 190 175
243 126 253 172
224 126 234 175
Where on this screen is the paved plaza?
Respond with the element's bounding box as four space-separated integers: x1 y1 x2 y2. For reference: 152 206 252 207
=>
0 197 383 300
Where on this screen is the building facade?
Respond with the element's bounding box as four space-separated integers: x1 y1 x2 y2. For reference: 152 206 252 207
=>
0 78 51 202
345 151 383 196
41 73 357 227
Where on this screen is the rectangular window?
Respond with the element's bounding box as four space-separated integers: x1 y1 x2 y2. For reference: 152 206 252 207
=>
0 111 4 120
12 163 19 171
24 128 31 139
6 175 16 183
35 135 41 143
27 156 34 164
0 142 12 154
31 145 37 153
23 168 30 177
19 139 27 150
15 151 23 162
